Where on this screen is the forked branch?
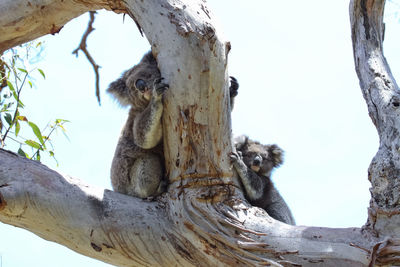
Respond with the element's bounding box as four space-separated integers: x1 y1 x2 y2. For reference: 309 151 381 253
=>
72 11 101 104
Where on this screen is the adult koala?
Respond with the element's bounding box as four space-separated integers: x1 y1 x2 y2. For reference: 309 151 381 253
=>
108 51 239 198
108 52 168 198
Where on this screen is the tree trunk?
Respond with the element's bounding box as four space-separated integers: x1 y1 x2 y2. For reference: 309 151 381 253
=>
1 0 400 266
351 0 400 238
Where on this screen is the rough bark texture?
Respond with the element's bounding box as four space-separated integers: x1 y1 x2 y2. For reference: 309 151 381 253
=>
350 0 400 265
1 0 400 266
351 0 400 235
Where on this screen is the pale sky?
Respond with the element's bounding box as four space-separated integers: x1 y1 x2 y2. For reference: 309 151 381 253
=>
1 1 399 266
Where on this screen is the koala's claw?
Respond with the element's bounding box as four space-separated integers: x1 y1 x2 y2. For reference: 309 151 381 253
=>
230 151 242 162
154 77 163 84
153 77 169 96
229 76 239 97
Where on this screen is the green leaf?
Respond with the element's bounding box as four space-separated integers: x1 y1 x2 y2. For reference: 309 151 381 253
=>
28 121 45 147
56 119 70 123
3 91 12 99
17 68 28 74
37 69 45 79
6 81 18 101
6 79 25 108
6 81 15 91
4 113 12 126
25 139 42 150
1 102 12 112
15 120 20 136
28 81 33 88
17 148 28 158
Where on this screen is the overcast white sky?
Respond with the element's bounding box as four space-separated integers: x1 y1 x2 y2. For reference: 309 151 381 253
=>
1 1 400 266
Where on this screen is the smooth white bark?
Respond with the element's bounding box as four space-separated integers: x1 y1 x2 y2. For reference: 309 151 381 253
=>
0 0 103 52
0 149 174 266
0 149 375 266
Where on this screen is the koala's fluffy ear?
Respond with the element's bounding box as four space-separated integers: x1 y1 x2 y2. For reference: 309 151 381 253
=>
107 77 130 106
233 135 248 150
266 144 284 167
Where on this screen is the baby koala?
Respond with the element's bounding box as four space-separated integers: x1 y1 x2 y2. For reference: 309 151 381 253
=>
231 136 295 225
107 51 168 198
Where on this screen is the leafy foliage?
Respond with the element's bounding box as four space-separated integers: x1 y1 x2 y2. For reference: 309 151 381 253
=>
0 42 68 165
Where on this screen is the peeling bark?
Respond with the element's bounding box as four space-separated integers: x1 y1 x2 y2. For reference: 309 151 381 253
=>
0 0 400 266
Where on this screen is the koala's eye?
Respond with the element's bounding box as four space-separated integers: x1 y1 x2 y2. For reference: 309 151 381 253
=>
135 79 147 92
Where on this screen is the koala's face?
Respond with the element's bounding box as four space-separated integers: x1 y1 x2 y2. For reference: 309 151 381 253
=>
235 138 284 178
241 144 276 177
107 52 160 108
124 63 160 102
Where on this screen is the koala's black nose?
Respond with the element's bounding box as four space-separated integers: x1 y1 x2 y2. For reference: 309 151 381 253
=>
253 155 262 166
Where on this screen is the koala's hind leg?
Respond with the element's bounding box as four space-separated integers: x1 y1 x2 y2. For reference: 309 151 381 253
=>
128 154 164 198
264 186 296 225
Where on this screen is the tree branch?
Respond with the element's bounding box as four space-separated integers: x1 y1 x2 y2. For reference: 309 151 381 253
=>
0 0 118 53
72 11 101 105
350 0 400 239
0 148 175 266
0 148 377 266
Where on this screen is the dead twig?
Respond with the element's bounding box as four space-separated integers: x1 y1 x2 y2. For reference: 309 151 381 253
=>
72 11 101 104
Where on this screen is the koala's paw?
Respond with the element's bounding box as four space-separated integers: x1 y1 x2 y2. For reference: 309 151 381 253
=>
230 151 247 176
230 151 243 163
153 77 169 97
229 76 239 98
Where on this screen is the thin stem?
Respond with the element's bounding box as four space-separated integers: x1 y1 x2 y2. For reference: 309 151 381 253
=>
31 121 59 159
6 134 25 145
1 72 28 146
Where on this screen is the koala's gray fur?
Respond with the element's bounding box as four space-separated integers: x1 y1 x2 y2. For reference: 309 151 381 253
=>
107 51 168 198
231 136 295 225
108 51 239 198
